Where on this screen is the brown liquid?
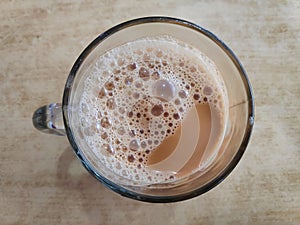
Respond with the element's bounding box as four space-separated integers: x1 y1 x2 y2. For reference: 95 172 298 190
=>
148 103 224 178
178 103 212 176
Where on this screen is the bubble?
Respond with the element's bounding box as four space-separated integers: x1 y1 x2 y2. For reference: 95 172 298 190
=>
151 71 160 80
134 81 143 88
127 154 135 162
121 146 128 152
173 113 180 120
84 127 93 136
178 90 188 99
93 122 101 132
190 66 196 72
101 132 108 139
148 62 155 69
128 111 133 118
110 61 115 67
203 86 213 95
125 76 133 85
116 162 122 170
193 94 200 101
80 117 88 127
152 79 176 102
105 81 115 90
129 130 136 137
139 67 150 81
146 47 153 52
129 139 140 151
115 139 121 145
100 117 111 128
174 99 181 105
106 98 116 110
122 170 128 176
133 92 140 99
101 144 114 156
117 58 125 66
143 53 150 62
100 71 109 80
81 103 89 113
118 107 126 114
155 50 163 57
117 126 126 135
127 62 137 71
141 141 147 148
151 104 164 116
113 69 121 75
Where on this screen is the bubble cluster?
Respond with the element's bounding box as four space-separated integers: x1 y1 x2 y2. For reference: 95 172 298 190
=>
78 35 227 185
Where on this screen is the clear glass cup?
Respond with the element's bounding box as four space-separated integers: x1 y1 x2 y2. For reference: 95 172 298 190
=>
32 17 254 203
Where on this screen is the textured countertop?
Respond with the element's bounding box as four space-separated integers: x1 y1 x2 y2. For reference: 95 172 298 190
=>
0 1 299 224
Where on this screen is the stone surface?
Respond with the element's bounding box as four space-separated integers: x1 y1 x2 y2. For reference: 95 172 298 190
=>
0 0 299 224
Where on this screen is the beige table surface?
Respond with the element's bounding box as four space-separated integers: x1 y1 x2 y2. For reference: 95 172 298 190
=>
0 0 299 224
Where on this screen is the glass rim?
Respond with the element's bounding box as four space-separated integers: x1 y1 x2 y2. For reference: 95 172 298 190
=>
62 16 255 203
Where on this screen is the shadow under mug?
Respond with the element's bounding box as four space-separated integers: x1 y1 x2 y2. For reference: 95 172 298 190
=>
33 17 254 203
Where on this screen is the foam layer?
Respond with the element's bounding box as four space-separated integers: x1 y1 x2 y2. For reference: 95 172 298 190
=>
78 36 228 184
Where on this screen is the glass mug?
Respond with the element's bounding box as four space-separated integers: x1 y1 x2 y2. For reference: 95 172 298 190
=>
32 17 254 203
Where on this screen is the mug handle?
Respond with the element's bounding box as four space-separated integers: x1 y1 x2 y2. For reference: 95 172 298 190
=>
32 103 66 136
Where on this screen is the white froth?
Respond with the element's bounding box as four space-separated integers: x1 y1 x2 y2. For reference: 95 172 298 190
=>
78 35 228 185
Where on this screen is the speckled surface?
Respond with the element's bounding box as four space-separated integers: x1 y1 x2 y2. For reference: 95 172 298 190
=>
0 1 299 224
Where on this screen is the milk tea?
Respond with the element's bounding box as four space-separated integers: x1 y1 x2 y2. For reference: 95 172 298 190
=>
77 36 228 185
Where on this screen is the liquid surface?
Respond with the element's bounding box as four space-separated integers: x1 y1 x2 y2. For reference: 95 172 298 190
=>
77 36 228 185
